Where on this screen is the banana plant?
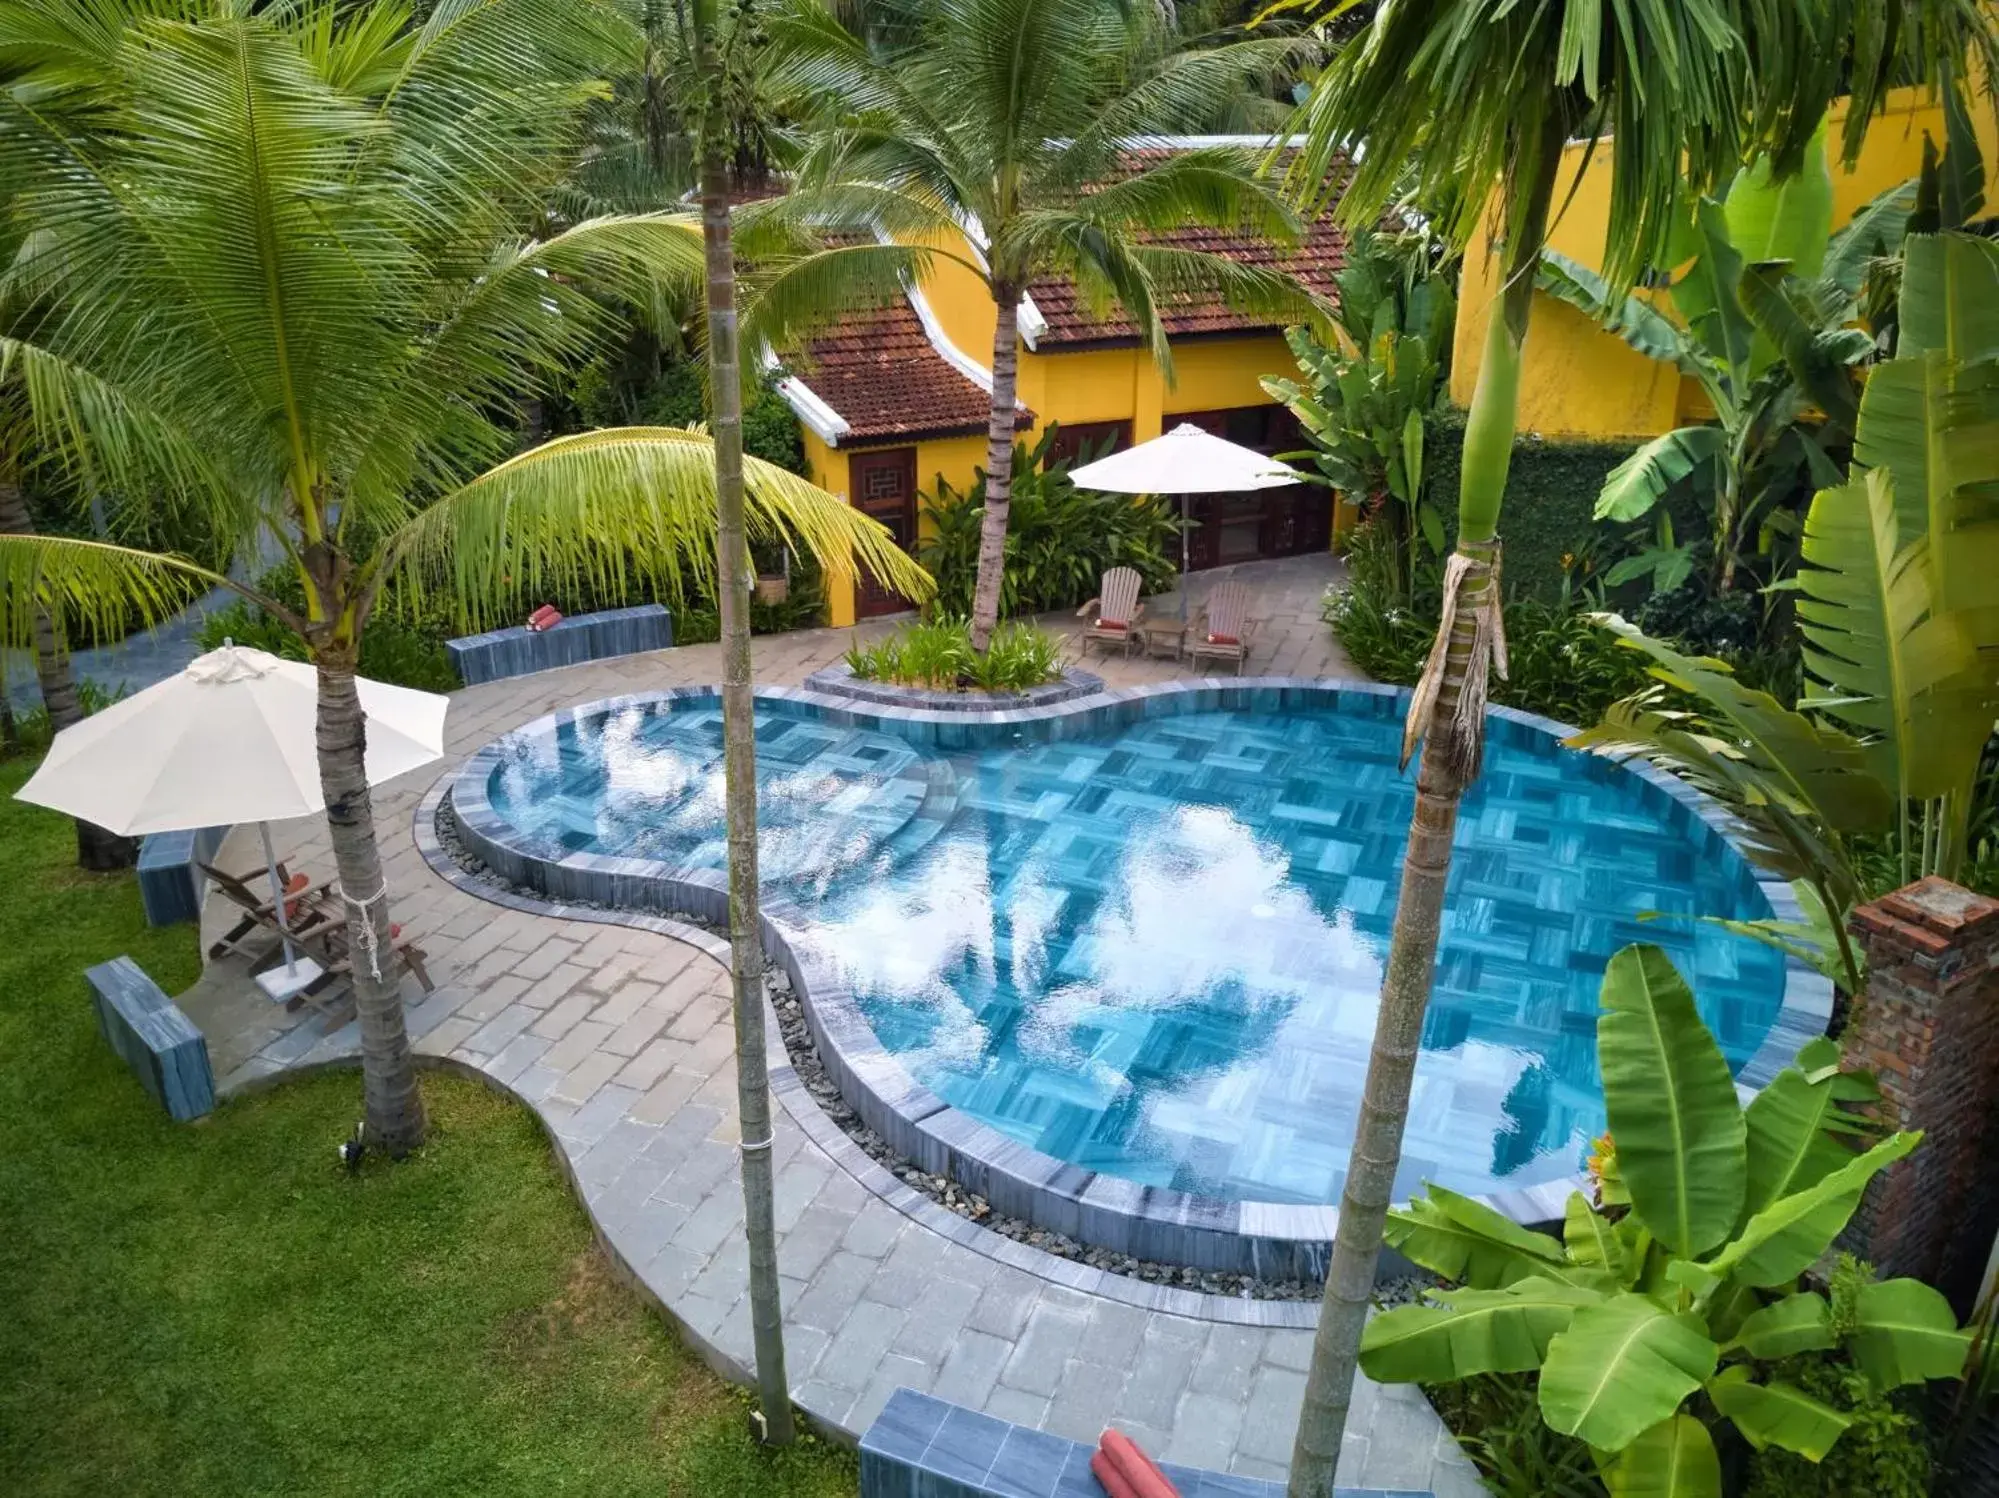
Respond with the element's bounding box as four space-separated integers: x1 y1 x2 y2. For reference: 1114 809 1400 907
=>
1536 126 1878 594
1262 230 1455 603
1360 944 1971 1497
1574 230 1999 985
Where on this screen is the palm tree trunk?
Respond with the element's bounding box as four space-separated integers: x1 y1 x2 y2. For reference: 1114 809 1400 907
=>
315 655 426 1154
697 29 795 1447
0 475 134 870
0 682 17 755
1286 119 1562 1498
968 288 1021 652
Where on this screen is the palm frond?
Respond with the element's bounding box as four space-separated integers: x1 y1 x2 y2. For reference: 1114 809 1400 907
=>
0 332 252 539
1292 0 1993 300
381 426 935 629
739 241 936 364
0 530 251 651
1067 148 1302 245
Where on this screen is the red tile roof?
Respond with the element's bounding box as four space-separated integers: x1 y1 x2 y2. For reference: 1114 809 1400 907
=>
792 299 1021 445
1025 149 1350 348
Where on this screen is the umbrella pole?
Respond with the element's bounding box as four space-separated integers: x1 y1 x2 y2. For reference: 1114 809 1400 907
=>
261 821 299 976
1179 493 1190 624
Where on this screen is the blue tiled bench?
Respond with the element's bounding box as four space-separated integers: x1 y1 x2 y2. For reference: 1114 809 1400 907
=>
84 956 214 1121
446 603 673 686
136 825 227 927
861 1389 1431 1498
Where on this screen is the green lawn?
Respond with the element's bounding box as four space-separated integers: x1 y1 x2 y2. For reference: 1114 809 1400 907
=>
0 753 855 1498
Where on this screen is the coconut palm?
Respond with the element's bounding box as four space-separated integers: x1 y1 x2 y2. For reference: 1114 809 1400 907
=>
0 0 926 1174
1280 3 1998 1490
750 0 1326 648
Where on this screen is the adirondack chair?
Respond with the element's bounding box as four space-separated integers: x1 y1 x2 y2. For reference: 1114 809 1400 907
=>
1076 566 1145 658
1184 580 1257 675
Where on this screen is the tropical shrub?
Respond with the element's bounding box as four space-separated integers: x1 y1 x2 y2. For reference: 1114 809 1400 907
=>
1425 1373 1606 1498
568 351 808 476
919 427 1180 620
1362 943 1973 1498
1743 1339 1934 1498
1422 411 1660 603
1574 230 1999 989
1262 229 1455 602
845 617 1063 692
1325 520 1650 728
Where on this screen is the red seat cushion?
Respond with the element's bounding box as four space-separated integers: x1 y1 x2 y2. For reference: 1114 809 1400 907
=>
1090 1449 1143 1498
1206 632 1239 646
1095 618 1128 632
1098 1430 1180 1498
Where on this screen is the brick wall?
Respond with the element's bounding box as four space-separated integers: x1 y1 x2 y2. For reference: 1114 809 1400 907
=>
1842 877 1999 1312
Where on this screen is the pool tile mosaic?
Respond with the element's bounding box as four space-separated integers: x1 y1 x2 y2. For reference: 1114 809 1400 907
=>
479 691 1789 1210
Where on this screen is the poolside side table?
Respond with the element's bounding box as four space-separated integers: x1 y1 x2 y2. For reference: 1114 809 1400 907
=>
1138 621 1186 661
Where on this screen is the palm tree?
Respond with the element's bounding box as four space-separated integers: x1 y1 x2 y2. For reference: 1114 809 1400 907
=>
1278 3 1997 1491
751 0 1325 648
686 0 799 1447
0 0 925 1170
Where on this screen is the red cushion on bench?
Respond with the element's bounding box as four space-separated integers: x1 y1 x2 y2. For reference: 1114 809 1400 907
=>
1205 632 1239 646
1099 1430 1180 1498
1095 618 1128 631
1090 1449 1143 1498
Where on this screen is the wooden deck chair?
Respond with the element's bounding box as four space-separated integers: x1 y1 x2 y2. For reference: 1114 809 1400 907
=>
1184 580 1257 675
1076 565 1145 658
201 859 342 961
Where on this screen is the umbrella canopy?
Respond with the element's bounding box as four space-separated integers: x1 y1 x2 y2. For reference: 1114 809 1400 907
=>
1066 421 1306 494
17 644 448 836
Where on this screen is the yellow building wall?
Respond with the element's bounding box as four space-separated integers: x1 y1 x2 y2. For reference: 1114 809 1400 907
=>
816 227 1319 622
1449 86 1999 440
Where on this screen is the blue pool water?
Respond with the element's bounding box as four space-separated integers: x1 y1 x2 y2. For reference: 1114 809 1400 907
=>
485 695 1786 1205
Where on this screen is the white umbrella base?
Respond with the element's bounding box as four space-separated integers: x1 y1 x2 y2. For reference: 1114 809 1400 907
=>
256 958 326 1003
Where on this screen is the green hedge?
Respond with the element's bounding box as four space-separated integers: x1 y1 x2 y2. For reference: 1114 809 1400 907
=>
1424 410 1699 602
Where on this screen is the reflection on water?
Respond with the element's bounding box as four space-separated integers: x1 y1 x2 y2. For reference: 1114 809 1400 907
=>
488 699 1787 1205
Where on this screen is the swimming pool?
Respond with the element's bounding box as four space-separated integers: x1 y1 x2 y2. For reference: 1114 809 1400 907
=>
454 682 1819 1254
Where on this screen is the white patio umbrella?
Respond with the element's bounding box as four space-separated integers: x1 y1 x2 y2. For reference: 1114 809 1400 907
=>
1067 422 1307 615
18 644 448 998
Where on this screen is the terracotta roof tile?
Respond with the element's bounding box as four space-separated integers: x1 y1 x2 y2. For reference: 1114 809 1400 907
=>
791 299 1015 445
1025 149 1350 347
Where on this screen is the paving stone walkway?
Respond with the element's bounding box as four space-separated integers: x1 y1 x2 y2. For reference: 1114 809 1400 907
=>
174 554 1484 1495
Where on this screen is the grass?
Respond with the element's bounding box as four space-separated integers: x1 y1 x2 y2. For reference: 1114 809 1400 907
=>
0 753 856 1498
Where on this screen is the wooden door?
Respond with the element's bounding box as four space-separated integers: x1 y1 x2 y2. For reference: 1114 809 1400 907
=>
849 446 920 618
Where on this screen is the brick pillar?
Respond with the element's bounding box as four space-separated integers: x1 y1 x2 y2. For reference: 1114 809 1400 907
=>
1842 877 1999 1312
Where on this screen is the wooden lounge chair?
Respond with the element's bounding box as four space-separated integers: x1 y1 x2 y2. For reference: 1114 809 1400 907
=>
201 859 342 961
1076 565 1145 659
1183 580 1257 675
199 859 433 1011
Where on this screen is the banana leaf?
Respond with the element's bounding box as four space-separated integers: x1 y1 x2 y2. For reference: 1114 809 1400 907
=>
1357 1276 1599 1383
1737 264 1866 433
1706 1365 1852 1459
1723 123 1834 286
1597 1414 1722 1498
1822 179 1919 297
1794 469 1990 817
1742 1045 1880 1215
1381 1188 1573 1289
1847 1277 1972 1390
1539 1293 1719 1451
1597 944 1746 1257
1536 250 1704 376
1671 198 1754 391
1594 425 1726 523
1564 1191 1629 1282
1703 1132 1920 1287
1727 1291 1837 1360
1896 232 1999 363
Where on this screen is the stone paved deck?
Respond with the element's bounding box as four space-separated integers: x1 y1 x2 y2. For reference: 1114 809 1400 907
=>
173 554 1484 1495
